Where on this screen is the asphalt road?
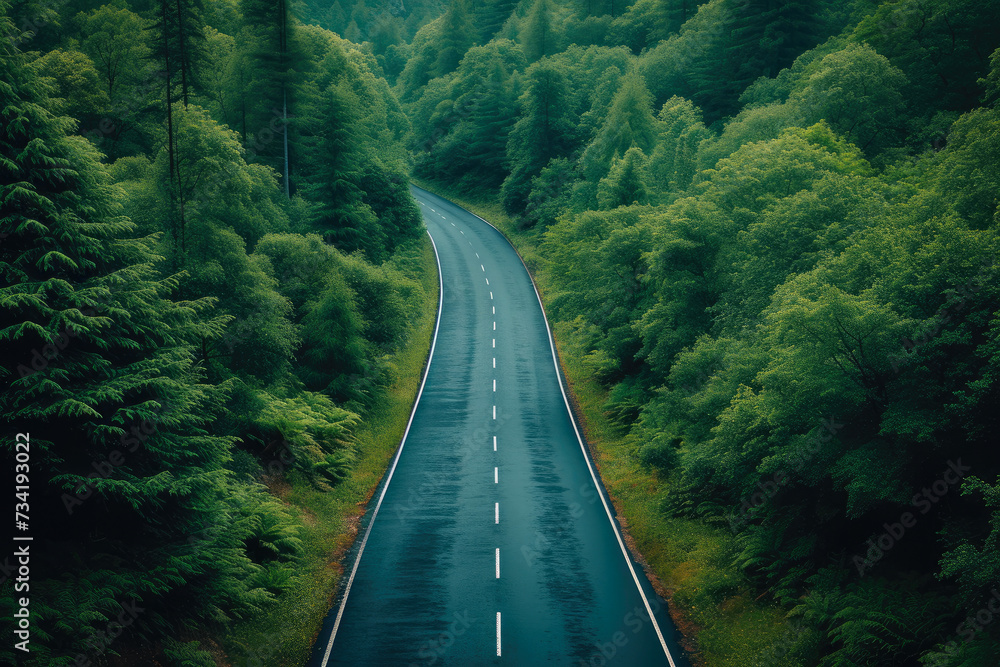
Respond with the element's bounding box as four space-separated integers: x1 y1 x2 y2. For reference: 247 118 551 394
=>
308 186 690 666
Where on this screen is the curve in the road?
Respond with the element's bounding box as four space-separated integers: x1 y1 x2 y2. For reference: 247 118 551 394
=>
316 229 447 666
308 186 690 667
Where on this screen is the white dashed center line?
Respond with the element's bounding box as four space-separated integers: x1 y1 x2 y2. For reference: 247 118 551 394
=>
466 230 499 661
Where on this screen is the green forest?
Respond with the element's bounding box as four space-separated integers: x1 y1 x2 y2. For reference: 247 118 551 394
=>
2 0 1000 664
1 0 433 662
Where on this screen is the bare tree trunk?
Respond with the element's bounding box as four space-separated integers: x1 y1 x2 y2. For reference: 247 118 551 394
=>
280 0 290 197
175 0 189 106
283 88 290 198
161 0 178 263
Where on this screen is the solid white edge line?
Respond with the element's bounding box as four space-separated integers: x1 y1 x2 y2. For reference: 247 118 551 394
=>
320 224 446 666
419 187 678 667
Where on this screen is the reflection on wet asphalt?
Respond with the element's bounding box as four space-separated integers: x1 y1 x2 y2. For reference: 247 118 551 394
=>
308 187 689 667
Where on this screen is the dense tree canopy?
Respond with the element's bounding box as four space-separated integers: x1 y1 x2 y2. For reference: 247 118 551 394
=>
397 0 1000 663
6 0 1000 662
0 0 424 662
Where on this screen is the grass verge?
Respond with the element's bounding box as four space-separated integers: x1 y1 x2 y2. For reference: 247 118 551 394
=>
410 178 815 666
217 233 440 666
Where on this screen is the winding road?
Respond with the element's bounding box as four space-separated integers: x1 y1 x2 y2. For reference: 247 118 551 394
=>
307 186 690 666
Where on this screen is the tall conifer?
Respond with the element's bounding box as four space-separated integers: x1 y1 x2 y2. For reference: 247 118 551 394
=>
0 12 260 660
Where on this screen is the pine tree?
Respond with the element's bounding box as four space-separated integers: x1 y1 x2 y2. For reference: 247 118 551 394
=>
581 70 659 183
349 0 371 33
457 58 519 187
648 95 711 192
664 0 697 31
693 0 821 120
522 0 554 62
0 14 267 660
150 0 206 108
238 0 295 191
298 79 384 257
597 145 650 208
148 0 209 263
329 0 347 31
474 0 519 42
501 62 576 213
730 0 819 82
432 0 476 77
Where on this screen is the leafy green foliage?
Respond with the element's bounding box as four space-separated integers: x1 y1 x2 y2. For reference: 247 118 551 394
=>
396 0 1000 660
75 3 153 104
0 0 428 662
0 24 271 662
410 40 524 189
10 0 1000 660
28 48 109 118
597 145 650 209
501 61 577 214
580 70 658 183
